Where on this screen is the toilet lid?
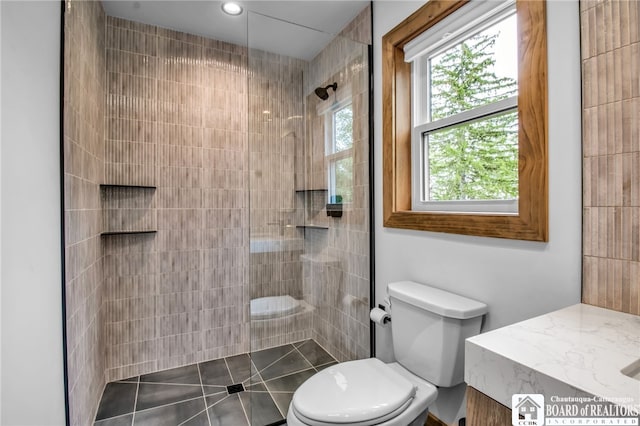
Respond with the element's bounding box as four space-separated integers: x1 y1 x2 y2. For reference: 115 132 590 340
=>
291 358 416 425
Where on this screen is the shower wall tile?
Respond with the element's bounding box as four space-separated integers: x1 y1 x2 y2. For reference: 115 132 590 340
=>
581 0 640 315
69 9 372 420
105 17 158 187
107 339 157 369
105 318 155 346
303 6 371 362
338 5 372 46
107 24 157 56
247 47 307 350
104 274 155 302
104 17 250 381
245 6 371 358
63 1 107 425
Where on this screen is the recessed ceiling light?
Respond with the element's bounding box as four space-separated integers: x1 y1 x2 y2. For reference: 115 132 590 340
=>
221 2 243 16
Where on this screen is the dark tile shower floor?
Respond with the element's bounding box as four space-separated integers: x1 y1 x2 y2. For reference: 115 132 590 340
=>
94 339 337 426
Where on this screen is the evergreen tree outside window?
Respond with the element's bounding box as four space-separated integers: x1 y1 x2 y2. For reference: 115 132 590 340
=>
407 1 519 213
326 103 353 204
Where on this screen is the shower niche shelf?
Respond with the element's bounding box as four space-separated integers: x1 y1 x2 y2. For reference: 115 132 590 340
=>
296 189 328 217
100 184 156 189
101 230 157 236
296 225 329 230
295 189 327 193
100 184 157 236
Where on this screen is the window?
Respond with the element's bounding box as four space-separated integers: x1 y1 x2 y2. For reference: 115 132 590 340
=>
407 2 518 213
382 0 548 241
326 102 353 204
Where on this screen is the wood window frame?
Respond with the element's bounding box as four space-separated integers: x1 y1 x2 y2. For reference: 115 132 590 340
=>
382 0 548 241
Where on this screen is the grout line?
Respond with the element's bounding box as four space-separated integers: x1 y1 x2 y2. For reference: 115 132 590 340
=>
257 359 290 419
202 385 231 392
222 356 237 386
91 381 110 425
203 390 228 397
197 363 213 426
242 369 261 385
136 380 223 388
237 390 251 426
242 343 304 384
247 357 272 422
131 377 140 426
133 395 205 416
95 413 134 425
305 338 339 364
289 338 312 349
114 377 140 384
292 344 315 372
314 360 337 370
242 355 262 386
271 389 287 420
296 338 340 365
251 357 265 383
240 356 267 425
206 393 231 410
262 367 316 386
198 208 206 424
242 375 257 386
253 346 298 375
177 407 209 426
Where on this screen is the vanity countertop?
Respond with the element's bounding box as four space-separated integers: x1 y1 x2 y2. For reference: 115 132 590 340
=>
465 303 640 408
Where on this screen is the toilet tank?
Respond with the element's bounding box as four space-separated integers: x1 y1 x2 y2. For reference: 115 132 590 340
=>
388 281 488 388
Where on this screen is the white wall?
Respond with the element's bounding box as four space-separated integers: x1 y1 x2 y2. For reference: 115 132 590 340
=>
373 0 582 423
0 2 3 421
1 2 66 424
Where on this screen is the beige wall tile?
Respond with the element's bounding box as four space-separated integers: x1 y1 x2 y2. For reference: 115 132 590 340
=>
582 1 640 315
64 1 107 424
67 8 372 417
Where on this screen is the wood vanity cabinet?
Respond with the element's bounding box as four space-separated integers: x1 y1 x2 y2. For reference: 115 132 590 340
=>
466 386 512 426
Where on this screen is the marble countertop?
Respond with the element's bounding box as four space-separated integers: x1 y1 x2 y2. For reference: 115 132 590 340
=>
465 303 640 408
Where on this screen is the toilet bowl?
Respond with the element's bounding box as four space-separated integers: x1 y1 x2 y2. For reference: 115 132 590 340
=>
287 281 488 426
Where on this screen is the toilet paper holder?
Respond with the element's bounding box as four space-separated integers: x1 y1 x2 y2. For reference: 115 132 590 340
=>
371 304 391 324
378 304 391 323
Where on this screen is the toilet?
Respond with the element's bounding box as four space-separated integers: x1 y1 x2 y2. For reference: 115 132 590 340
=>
287 281 488 426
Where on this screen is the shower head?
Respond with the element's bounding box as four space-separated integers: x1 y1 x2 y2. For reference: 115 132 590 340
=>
314 82 337 100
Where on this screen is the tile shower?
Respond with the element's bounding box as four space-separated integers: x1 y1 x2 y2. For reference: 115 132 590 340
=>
581 0 640 315
63 2 371 425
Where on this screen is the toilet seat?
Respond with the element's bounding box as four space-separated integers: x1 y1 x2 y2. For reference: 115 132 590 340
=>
292 398 413 426
290 358 417 426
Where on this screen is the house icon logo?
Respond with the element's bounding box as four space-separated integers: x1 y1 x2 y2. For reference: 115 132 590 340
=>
512 394 544 426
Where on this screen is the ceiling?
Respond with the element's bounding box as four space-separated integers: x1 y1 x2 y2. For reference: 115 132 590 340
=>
101 1 369 61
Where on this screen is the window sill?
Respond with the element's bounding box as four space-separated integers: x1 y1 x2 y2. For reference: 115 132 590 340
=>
384 209 546 241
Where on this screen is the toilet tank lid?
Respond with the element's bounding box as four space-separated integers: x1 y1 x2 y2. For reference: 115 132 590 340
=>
388 281 488 319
